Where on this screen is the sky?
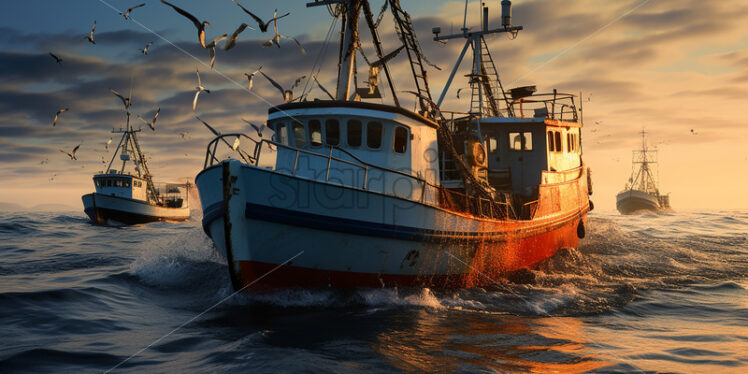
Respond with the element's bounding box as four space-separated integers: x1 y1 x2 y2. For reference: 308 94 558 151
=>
1 0 747 211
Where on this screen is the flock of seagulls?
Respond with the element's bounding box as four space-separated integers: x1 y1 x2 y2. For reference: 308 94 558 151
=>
43 0 307 178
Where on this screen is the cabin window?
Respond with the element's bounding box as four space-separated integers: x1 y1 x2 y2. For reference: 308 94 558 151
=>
509 132 533 151
275 123 289 145
115 179 123 187
567 133 572 152
106 179 112 187
554 131 562 153
509 132 522 151
309 120 322 146
367 121 383 149
487 136 498 153
125 180 131 188
292 121 307 148
347 120 362 147
326 119 340 146
547 131 555 152
393 126 408 153
523 132 533 151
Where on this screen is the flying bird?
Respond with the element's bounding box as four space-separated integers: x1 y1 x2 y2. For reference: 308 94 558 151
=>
456 87 466 99
40 158 49 165
261 15 306 54
141 41 153 55
49 173 57 182
193 68 210 111
231 1 289 32
52 108 69 127
260 71 305 103
85 21 96 44
160 0 212 48
178 131 190 139
312 75 334 100
244 66 262 91
232 137 240 151
120 3 146 19
224 23 253 51
206 34 228 69
109 88 131 109
137 108 160 131
49 52 63 65
690 129 698 135
369 45 405 68
195 116 220 136
242 119 266 138
60 144 80 160
105 138 112 150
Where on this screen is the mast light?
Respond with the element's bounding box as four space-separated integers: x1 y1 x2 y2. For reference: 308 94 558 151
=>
501 0 512 28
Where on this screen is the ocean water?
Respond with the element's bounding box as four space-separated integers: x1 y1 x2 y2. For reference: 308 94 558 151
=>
0 209 746 373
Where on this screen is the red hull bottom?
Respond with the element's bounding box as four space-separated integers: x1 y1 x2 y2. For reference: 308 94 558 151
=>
234 216 583 290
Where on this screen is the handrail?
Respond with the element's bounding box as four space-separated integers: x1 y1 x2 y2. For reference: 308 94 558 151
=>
202 132 531 221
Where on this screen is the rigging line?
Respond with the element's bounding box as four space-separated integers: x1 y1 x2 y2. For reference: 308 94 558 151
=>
104 251 305 373
301 15 338 99
94 0 314 127
507 0 654 86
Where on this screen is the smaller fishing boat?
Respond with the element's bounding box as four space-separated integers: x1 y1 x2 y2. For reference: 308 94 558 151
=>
82 89 190 225
616 130 671 214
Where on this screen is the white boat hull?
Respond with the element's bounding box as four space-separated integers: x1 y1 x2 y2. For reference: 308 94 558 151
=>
82 193 190 225
197 160 587 289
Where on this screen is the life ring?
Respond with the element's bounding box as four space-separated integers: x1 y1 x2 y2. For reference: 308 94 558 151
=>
472 142 486 166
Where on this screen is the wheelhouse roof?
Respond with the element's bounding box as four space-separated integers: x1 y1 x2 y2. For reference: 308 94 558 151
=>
269 100 440 129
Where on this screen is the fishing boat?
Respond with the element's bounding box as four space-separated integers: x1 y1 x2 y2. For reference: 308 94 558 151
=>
82 89 190 225
195 0 592 290
616 130 670 214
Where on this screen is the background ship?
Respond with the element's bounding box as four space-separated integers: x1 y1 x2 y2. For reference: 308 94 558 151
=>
616 130 671 214
82 87 190 225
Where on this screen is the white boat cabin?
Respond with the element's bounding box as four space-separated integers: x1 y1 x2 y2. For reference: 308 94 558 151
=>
93 172 147 201
265 101 441 201
479 118 582 195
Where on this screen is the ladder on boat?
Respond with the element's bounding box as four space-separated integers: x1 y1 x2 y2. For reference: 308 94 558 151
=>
470 36 512 117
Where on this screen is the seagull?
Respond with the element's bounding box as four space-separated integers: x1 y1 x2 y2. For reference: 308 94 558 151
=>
369 45 405 68
60 144 80 160
141 41 153 55
178 131 190 139
193 68 210 111
456 87 466 99
313 75 334 100
242 119 267 138
105 138 112 150
261 15 306 54
49 173 57 182
120 3 146 20
40 158 49 165
109 88 131 109
49 52 63 65
137 108 160 131
690 129 698 135
260 71 305 103
206 34 228 69
85 21 96 44
224 23 253 51
232 137 240 151
231 1 289 32
160 0 212 48
244 66 262 91
52 108 69 127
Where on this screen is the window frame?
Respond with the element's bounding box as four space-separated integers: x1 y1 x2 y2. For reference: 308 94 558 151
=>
292 121 307 148
308 119 323 147
325 119 340 147
347 119 362 147
547 131 555 152
393 126 409 154
366 121 383 150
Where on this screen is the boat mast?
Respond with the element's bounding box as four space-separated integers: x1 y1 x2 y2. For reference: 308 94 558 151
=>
629 129 658 195
433 0 522 116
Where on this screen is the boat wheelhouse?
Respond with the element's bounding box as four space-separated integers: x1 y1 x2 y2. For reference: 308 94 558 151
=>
195 0 591 290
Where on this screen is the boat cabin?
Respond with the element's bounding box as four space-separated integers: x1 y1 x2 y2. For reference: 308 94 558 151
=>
478 118 582 195
93 172 147 201
265 101 440 200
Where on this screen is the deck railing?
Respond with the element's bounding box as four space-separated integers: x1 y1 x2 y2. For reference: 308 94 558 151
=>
203 133 528 220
